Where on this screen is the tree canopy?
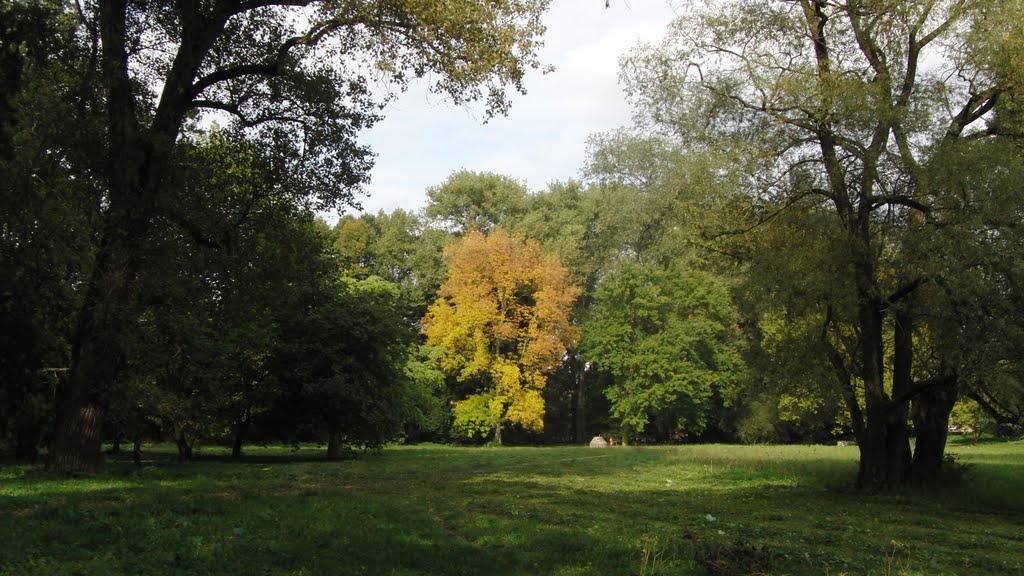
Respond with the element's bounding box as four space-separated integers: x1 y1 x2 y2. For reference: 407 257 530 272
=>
19 0 552 473
422 229 580 444
617 0 1024 486
3 0 1023 493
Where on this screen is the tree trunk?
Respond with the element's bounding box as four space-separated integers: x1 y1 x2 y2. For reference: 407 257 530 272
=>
132 433 143 466
575 357 586 444
48 0 148 474
494 421 503 446
48 0 209 474
173 427 192 461
48 402 106 474
49 214 145 473
856 296 891 490
326 431 343 460
907 378 958 482
885 307 914 485
231 416 250 459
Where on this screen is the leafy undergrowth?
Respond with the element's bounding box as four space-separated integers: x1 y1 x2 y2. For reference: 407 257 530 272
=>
1 441 1022 575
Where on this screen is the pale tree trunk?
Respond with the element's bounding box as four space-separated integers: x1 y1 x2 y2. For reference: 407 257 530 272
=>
327 431 344 460
231 413 250 459
575 357 586 444
173 426 193 461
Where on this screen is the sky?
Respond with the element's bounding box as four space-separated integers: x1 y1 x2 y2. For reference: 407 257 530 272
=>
344 0 680 217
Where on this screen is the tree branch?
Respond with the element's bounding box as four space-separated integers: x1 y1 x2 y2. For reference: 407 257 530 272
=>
158 207 223 249
945 87 1001 141
966 388 1022 426
888 374 957 410
884 277 926 310
869 194 931 214
822 306 865 444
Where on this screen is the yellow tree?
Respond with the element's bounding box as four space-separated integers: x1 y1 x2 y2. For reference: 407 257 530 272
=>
422 229 580 444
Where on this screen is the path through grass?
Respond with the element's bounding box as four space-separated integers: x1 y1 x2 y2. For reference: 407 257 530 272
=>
1 439 1021 575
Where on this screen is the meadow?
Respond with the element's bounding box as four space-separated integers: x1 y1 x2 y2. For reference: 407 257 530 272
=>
1 438 1022 576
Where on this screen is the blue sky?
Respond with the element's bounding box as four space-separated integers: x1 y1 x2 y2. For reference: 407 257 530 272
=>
344 1 679 217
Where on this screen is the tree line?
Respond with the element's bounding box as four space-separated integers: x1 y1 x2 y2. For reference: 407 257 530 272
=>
2 0 1024 490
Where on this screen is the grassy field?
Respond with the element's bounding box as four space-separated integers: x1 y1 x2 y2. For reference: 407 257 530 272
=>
1 438 1022 575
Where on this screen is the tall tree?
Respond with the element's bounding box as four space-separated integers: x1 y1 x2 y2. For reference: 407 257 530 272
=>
0 1 102 460
46 0 551 472
622 0 1024 486
273 275 411 459
580 260 744 444
425 170 531 234
422 229 579 444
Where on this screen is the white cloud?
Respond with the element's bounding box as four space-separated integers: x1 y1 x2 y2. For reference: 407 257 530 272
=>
344 0 678 218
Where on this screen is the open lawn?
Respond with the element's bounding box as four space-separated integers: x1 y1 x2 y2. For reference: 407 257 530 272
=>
1 439 1022 575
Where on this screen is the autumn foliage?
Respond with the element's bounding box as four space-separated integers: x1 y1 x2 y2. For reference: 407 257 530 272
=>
422 229 580 443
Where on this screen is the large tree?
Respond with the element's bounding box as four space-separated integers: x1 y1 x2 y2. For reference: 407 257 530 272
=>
580 260 744 444
272 275 411 459
121 129 335 460
45 0 551 472
425 170 532 235
422 229 579 444
0 1 102 460
622 0 1024 486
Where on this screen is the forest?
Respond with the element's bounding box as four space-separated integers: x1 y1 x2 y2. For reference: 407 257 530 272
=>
2 0 1024 493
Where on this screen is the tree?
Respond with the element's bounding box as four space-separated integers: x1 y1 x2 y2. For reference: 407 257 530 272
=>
513 180 611 443
728 204 857 444
0 1 102 460
273 275 411 459
580 260 743 444
425 170 532 235
330 209 450 323
422 229 580 444
45 0 552 472
621 0 1024 487
122 129 336 460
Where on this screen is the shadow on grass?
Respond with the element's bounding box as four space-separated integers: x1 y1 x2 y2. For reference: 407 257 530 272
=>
4 444 1023 575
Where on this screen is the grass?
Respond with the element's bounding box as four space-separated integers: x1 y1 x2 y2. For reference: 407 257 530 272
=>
1 438 1022 575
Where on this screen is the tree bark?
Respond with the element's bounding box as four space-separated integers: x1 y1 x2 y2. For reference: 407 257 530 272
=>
231 416 250 459
908 377 958 482
575 357 586 444
173 427 192 461
494 421 503 446
47 0 219 473
855 295 891 490
326 431 343 460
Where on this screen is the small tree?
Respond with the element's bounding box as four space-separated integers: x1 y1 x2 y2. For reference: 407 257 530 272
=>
422 229 580 444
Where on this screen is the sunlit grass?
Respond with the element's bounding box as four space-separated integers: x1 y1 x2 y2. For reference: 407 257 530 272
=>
1 440 1022 575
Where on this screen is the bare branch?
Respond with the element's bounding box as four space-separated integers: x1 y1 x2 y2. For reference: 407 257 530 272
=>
870 194 931 214
884 276 927 310
158 207 223 249
945 87 1001 141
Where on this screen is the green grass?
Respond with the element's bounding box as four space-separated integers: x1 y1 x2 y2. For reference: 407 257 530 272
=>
1 439 1022 575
